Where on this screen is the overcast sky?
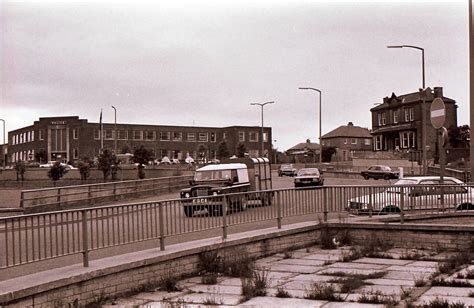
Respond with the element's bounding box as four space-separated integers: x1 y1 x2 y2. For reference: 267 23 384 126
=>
1 0 469 150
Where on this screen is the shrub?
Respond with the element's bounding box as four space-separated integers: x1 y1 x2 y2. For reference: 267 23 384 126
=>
357 290 398 305
304 282 343 301
222 250 254 278
159 269 181 292
275 287 291 298
241 268 270 301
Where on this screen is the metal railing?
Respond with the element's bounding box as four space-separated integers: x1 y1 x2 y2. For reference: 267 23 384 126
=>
19 175 193 212
2 183 474 269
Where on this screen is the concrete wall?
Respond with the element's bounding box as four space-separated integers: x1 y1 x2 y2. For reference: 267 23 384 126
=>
2 219 474 307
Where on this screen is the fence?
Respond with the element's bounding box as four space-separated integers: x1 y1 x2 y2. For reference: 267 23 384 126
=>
20 175 193 213
2 182 474 269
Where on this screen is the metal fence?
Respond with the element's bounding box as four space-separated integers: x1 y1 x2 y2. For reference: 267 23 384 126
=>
2 183 474 269
19 175 193 212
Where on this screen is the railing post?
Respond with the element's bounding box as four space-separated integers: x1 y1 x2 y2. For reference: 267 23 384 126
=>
323 187 328 222
400 186 405 224
57 188 61 208
113 182 118 201
81 210 89 267
369 187 373 218
158 202 165 251
20 191 25 208
222 196 228 240
88 185 93 205
276 191 282 229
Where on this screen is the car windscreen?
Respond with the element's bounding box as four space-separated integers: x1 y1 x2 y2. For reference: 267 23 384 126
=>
297 169 319 176
194 169 232 181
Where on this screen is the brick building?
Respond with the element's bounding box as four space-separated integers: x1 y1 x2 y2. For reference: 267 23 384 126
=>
7 116 272 164
370 87 457 157
320 122 372 161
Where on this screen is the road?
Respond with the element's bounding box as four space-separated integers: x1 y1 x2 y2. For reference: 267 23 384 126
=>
0 172 393 280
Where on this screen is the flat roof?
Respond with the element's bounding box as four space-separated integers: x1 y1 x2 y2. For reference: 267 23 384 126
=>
197 163 247 171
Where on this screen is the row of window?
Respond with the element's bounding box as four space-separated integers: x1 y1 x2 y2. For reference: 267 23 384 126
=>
322 138 371 147
11 149 35 162
343 138 371 146
11 131 35 145
374 131 416 150
377 107 415 126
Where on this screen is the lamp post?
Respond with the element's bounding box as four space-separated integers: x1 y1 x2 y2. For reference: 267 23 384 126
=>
0 119 5 170
387 45 427 175
111 106 117 154
250 101 274 157
298 87 323 164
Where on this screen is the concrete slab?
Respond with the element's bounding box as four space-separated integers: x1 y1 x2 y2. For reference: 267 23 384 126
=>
177 292 242 305
322 302 385 307
187 284 242 295
240 296 328 307
267 287 307 299
267 263 322 274
409 261 439 268
102 297 150 307
423 287 474 297
354 257 412 266
384 271 432 281
133 290 184 302
319 268 385 276
291 274 341 282
386 265 438 273
365 278 415 287
279 278 334 291
414 295 474 306
326 262 387 270
273 258 327 267
357 285 404 296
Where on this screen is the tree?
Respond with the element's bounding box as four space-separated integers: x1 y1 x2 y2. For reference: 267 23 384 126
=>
133 146 153 179
35 149 47 163
448 124 470 148
98 149 117 181
217 141 230 160
321 146 336 162
47 161 68 185
77 156 93 183
236 143 247 158
14 160 26 181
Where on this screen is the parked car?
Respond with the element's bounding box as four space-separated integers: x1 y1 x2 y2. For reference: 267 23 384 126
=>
160 156 171 164
40 161 76 170
185 156 195 164
278 164 297 177
171 158 180 164
294 168 324 187
347 176 474 215
360 165 399 180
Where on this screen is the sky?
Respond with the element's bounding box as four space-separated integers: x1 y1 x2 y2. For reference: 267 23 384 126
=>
1 0 470 151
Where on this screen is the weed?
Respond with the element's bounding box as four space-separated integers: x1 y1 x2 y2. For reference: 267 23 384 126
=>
222 250 255 278
199 249 222 273
419 297 466 307
283 250 293 259
456 268 474 279
275 287 292 298
401 248 424 260
159 269 181 292
241 268 270 301
320 227 336 250
431 278 473 288
400 287 412 300
202 293 223 306
357 290 398 305
469 291 474 297
338 276 369 293
359 236 392 257
340 247 363 262
414 274 426 287
438 251 472 275
336 230 352 246
201 272 218 285
323 259 334 266
304 282 343 301
306 247 311 253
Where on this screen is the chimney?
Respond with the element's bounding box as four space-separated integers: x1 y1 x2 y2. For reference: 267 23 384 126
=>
383 97 389 104
347 122 354 126
434 87 443 98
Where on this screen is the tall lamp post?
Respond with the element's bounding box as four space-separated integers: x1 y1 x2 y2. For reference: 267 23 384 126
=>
0 119 5 170
387 45 427 175
250 101 274 157
298 87 323 164
111 106 117 154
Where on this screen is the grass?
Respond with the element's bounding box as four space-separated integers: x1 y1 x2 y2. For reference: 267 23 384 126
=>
275 287 292 298
202 293 223 306
159 269 181 292
222 250 255 278
201 272 218 285
438 251 472 275
416 297 467 307
414 274 427 287
357 290 398 305
400 248 424 260
304 282 343 301
456 268 474 279
241 268 270 301
431 278 473 288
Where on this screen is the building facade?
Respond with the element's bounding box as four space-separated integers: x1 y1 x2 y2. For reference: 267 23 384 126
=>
8 116 272 164
320 122 372 161
370 87 457 157
286 140 321 163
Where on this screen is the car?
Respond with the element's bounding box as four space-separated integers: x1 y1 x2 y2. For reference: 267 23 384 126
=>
360 165 399 180
171 158 180 164
185 156 195 164
40 161 76 170
160 156 171 164
347 176 474 215
294 168 324 187
278 164 297 177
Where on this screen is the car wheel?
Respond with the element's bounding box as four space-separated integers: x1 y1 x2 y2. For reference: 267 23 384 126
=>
383 174 390 180
363 175 369 180
378 205 401 215
184 206 194 217
456 203 474 211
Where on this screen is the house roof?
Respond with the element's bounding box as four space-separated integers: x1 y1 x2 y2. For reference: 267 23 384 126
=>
287 142 320 152
321 122 371 139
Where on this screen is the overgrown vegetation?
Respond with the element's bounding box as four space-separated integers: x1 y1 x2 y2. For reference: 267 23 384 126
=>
415 297 466 308
357 290 398 305
241 268 270 301
438 251 472 275
320 227 337 250
456 268 474 279
304 282 343 301
275 287 291 298
159 269 181 292
431 278 473 288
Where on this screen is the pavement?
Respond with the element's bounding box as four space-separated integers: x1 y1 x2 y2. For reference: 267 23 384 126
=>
102 245 474 307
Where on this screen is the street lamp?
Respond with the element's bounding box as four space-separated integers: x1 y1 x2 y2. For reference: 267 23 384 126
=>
0 119 5 170
298 87 323 164
111 106 117 154
387 45 427 174
250 101 274 157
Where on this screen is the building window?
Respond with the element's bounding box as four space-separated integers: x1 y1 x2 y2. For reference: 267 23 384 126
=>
409 108 414 121
393 110 399 123
172 132 182 141
145 131 155 141
344 138 348 144
351 138 357 144
160 149 169 158
73 128 79 139
239 131 245 142
381 113 386 125
198 133 208 142
105 129 114 140
31 131 35 142
117 130 128 140
133 130 143 140
223 132 227 139
374 135 383 150
263 132 268 142
210 132 216 142
364 138 371 146
159 131 170 141
410 132 416 147
94 129 100 140
73 148 79 159
187 132 196 142
249 132 258 142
